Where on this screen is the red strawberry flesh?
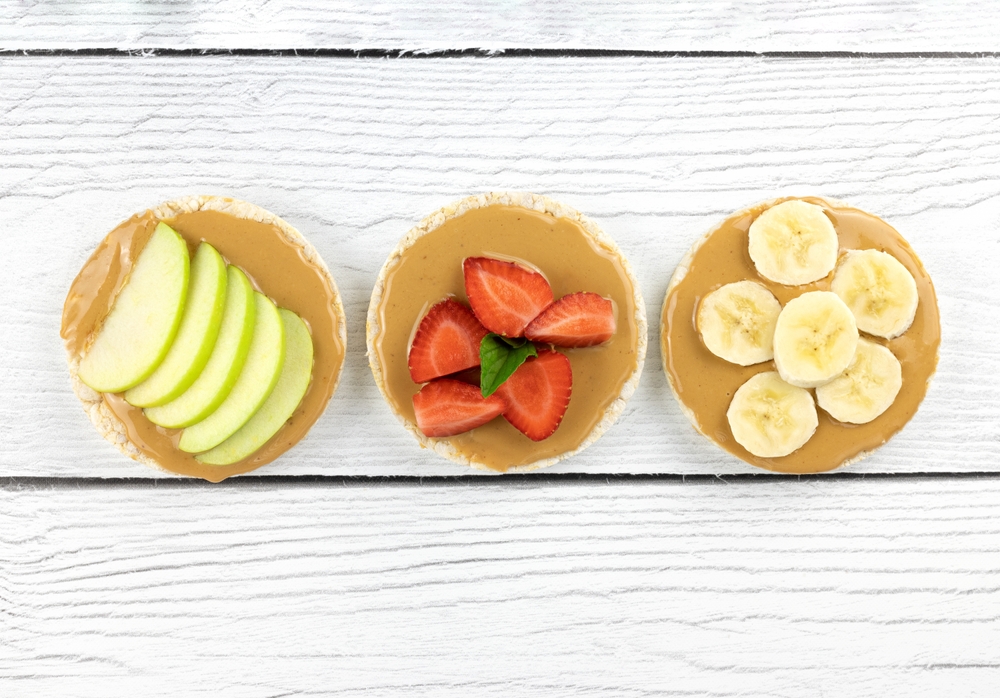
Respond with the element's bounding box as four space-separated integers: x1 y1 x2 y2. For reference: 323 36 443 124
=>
408 299 489 384
463 257 554 337
413 379 506 438
525 292 616 347
496 349 573 441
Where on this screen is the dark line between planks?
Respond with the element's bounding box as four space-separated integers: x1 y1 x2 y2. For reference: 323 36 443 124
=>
3 472 1000 490
2 48 1000 59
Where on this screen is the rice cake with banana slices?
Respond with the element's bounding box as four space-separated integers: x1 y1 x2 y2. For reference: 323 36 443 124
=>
661 196 940 474
62 196 347 482
366 192 647 473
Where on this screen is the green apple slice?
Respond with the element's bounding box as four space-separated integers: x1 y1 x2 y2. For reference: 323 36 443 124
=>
178 292 285 453
197 309 314 466
124 243 227 407
78 222 189 393
144 266 255 429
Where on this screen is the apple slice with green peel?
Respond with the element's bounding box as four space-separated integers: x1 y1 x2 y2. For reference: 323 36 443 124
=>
145 266 255 429
124 243 227 407
197 309 314 466
178 292 285 453
78 222 189 393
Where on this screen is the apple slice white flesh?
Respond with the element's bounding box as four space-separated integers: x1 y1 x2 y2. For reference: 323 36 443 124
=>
144 266 255 429
124 243 227 407
178 292 285 453
197 309 313 466
77 222 189 393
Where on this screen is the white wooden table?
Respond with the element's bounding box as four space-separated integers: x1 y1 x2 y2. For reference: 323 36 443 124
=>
3 3 1000 695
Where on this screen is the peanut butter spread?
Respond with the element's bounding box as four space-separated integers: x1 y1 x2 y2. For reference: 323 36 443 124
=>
62 205 345 481
371 203 641 471
662 197 940 473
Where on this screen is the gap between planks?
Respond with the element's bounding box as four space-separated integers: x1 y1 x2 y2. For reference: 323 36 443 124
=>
4 48 1000 58
4 471 1000 490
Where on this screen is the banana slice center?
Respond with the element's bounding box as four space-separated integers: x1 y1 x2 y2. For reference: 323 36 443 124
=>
797 309 843 368
751 389 799 434
849 263 901 318
771 227 813 272
719 298 766 346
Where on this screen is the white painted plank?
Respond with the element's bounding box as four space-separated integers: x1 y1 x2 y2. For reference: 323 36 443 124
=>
2 478 999 696
2 56 999 477
3 1 1000 52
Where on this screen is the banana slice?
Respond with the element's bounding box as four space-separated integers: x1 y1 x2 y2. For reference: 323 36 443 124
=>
727 371 818 458
773 291 858 388
831 249 918 339
816 338 902 424
748 200 839 285
697 281 782 366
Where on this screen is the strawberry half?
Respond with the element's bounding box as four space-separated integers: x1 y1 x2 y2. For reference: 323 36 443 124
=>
463 257 554 337
495 349 572 441
409 299 489 384
525 292 616 347
413 379 506 438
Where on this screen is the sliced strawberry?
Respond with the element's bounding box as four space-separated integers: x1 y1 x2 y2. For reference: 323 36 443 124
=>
463 257 554 337
413 379 506 438
525 292 616 347
409 299 489 383
495 349 572 441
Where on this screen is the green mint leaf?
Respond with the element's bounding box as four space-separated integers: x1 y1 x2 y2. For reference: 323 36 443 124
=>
480 334 537 398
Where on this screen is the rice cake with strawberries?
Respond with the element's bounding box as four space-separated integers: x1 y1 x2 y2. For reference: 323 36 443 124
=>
366 192 647 472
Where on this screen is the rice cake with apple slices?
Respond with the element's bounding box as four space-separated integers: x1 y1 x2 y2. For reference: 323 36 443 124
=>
62 195 346 481
367 192 647 472
661 196 940 473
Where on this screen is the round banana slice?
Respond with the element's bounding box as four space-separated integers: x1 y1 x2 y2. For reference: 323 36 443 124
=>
816 338 902 424
697 281 781 366
727 371 818 458
773 291 859 388
748 200 839 285
831 249 918 339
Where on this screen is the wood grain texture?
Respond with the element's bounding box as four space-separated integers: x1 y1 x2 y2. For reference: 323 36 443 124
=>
2 55 999 477
2 477 999 696
3 1 1000 51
